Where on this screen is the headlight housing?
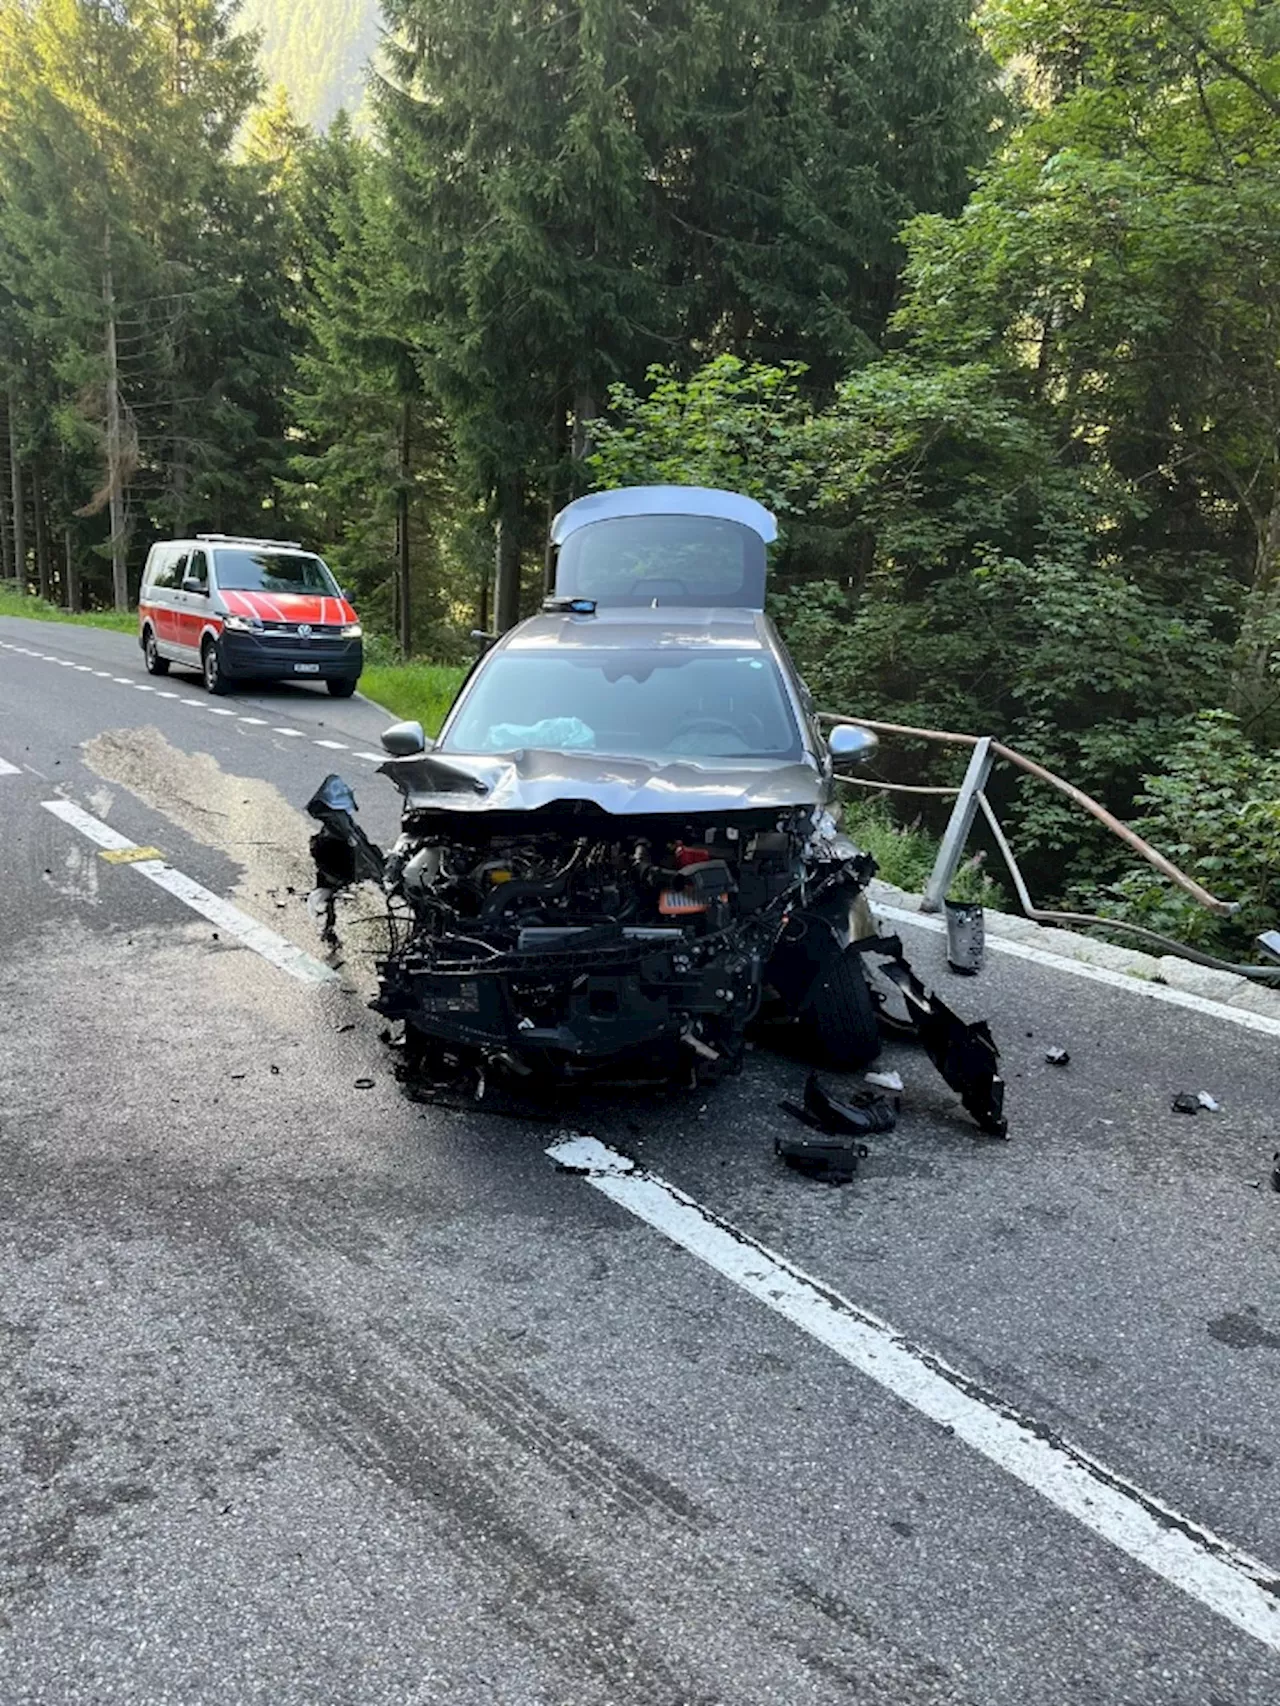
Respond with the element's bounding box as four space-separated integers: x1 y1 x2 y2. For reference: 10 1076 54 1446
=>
340 623 362 638
223 613 263 633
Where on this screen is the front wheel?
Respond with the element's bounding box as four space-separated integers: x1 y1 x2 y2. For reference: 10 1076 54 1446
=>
202 638 230 696
800 943 882 1069
326 676 358 698
142 627 169 675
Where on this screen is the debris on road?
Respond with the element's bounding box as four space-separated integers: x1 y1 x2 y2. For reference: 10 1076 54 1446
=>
779 1071 897 1138
863 934 1008 1137
1045 1047 1070 1066
1271 1152 1280 1193
353 1077 375 1090
775 1125 869 1186
305 774 385 945
865 1069 904 1093
1196 1090 1221 1112
944 899 984 975
1171 1092 1200 1115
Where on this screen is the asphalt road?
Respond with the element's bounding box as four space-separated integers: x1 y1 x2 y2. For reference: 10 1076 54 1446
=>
3 612 1280 1706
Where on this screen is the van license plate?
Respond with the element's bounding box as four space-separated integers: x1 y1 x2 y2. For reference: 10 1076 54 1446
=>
293 663 320 674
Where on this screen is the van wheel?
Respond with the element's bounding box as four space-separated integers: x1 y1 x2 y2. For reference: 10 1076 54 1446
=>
142 627 169 675
800 944 882 1069
202 637 230 696
326 677 357 698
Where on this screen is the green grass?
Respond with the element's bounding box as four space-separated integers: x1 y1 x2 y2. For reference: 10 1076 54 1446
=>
0 582 138 633
841 794 998 903
357 659 468 736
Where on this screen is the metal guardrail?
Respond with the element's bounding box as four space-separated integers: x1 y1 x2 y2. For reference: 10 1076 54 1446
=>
818 711 1280 983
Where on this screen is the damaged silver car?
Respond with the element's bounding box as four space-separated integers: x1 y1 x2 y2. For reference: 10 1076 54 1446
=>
307 486 1006 1132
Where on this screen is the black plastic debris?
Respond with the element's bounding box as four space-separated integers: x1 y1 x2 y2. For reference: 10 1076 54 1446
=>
1172 1092 1200 1115
305 774 386 945
353 1077 375 1090
776 1126 869 1185
1271 1152 1280 1193
860 935 1008 1137
782 1071 898 1137
1045 1048 1070 1066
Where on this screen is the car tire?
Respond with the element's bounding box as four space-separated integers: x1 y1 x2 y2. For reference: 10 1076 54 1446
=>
142 627 170 675
326 677 358 698
202 636 231 696
800 943 882 1069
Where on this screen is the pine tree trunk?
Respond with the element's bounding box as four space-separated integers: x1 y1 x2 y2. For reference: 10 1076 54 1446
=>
33 474 51 602
493 474 522 633
8 388 25 591
64 528 81 613
397 398 412 656
0 412 12 582
103 230 128 611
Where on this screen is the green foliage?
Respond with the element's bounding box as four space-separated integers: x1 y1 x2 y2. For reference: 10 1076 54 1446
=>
237 0 379 129
0 582 136 632
1093 713 1280 954
840 794 998 904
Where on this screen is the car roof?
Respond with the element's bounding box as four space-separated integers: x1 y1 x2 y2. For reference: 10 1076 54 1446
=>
550 485 777 545
501 607 773 652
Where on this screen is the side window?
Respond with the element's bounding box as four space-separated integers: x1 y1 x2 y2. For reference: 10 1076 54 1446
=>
148 548 173 592
186 549 208 592
170 549 190 588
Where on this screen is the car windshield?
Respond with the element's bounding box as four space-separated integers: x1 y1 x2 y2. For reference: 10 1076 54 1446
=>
554 515 766 607
441 649 802 760
214 549 338 595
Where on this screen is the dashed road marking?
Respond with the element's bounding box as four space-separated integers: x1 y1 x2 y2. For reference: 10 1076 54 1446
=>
156 690 180 699
313 739 349 750
549 1134 1280 1654
238 716 268 725
273 727 306 738
41 799 338 985
352 751 385 763
112 677 132 685
205 706 236 715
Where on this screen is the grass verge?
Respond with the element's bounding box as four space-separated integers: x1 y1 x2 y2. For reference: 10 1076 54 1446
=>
357 659 468 736
840 793 998 903
0 583 137 634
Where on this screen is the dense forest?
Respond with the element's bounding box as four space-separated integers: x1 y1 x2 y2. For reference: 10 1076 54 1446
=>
238 0 377 128
0 0 1277 947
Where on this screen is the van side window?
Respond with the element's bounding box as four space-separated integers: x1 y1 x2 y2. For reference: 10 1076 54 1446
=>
150 548 174 591
186 549 208 591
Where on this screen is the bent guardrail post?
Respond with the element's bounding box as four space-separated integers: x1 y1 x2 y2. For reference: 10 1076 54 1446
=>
921 737 994 914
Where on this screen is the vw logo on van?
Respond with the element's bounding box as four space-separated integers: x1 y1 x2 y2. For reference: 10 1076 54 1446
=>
296 623 312 639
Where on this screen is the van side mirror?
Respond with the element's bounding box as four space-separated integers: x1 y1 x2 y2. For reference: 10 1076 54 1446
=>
182 577 205 595
827 724 878 764
381 720 429 757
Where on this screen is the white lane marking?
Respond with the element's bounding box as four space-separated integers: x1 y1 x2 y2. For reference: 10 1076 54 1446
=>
134 683 155 692
73 664 93 672
313 739 348 750
874 903 1280 1041
205 706 236 716
238 716 268 725
94 671 113 678
0 756 20 775
112 677 132 685
272 727 306 738
156 690 179 699
353 751 385 763
40 800 338 985
549 1134 1280 1652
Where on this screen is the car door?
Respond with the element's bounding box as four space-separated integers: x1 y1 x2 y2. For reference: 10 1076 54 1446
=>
175 548 209 660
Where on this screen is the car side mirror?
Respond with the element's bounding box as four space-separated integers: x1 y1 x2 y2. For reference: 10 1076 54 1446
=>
182 577 205 595
381 719 429 757
827 724 878 764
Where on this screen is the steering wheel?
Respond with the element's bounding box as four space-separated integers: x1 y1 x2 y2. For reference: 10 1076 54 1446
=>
670 714 766 746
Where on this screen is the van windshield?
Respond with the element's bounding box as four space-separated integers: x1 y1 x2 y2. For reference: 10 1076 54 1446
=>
441 649 802 760
214 550 338 594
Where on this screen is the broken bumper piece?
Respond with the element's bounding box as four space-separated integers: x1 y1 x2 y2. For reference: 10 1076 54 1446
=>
860 934 1008 1137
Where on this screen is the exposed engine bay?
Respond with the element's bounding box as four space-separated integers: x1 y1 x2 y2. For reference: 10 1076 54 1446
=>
305 772 1007 1134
